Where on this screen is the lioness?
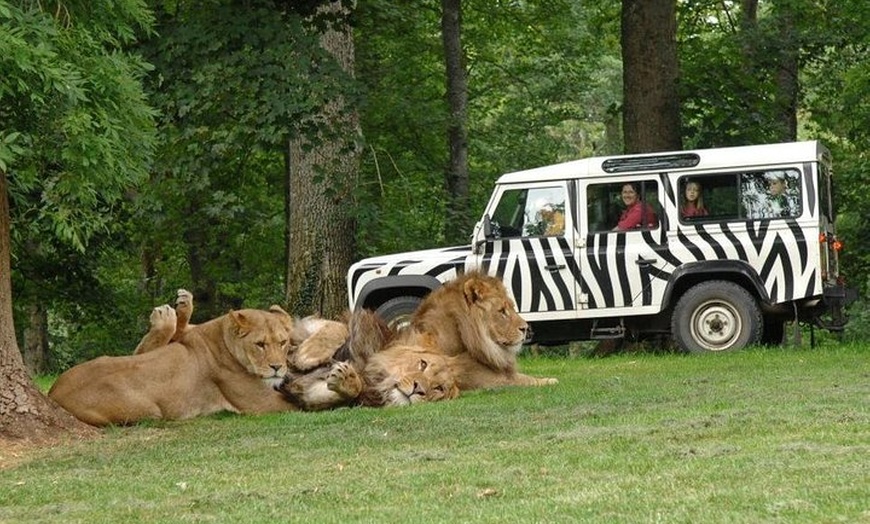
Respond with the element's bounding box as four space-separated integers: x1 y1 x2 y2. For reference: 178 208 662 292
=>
48 303 298 426
404 271 558 390
280 310 459 410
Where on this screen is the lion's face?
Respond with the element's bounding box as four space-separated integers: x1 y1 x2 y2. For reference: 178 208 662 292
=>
228 307 294 387
366 345 459 406
466 277 529 355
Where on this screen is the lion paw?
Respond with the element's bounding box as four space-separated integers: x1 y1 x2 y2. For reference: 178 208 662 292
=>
326 361 363 399
538 377 559 386
134 305 176 354
176 289 193 309
173 289 194 339
149 304 177 331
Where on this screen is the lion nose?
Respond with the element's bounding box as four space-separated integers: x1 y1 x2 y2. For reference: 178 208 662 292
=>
412 381 425 396
269 364 283 373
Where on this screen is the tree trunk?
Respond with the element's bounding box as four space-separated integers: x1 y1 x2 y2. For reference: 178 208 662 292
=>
441 0 471 244
621 0 682 153
285 1 360 320
22 303 49 376
773 5 798 141
0 170 95 443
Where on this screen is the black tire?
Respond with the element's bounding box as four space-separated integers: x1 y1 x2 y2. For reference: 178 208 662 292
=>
671 281 762 354
374 295 423 332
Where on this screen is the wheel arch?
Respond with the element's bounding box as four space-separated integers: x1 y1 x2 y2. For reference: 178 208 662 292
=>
355 275 442 311
662 260 770 308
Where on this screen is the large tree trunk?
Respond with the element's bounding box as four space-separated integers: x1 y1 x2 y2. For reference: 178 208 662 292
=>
621 0 682 153
22 303 49 376
285 1 360 320
773 4 798 141
0 170 94 443
441 0 471 245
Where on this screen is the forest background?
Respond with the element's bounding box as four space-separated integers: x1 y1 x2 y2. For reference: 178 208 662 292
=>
2 0 869 385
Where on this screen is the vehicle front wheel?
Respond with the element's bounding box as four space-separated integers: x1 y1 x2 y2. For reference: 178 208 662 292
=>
671 281 762 353
374 295 423 332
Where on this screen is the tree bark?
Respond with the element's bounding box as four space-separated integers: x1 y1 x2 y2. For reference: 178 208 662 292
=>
441 0 470 244
285 1 360 320
0 169 94 443
773 5 798 141
22 303 49 376
621 0 682 153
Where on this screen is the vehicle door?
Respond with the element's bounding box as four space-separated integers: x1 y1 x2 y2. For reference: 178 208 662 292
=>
578 177 670 316
472 181 580 321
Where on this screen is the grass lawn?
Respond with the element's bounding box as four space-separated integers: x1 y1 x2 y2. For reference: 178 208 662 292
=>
2 344 868 523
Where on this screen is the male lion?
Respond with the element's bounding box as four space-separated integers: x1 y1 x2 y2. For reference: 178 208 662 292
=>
48 301 298 426
403 271 558 391
280 310 459 410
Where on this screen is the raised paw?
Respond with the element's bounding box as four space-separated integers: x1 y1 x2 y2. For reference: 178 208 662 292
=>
172 289 194 339
326 361 364 399
149 304 177 331
134 304 177 354
176 289 193 310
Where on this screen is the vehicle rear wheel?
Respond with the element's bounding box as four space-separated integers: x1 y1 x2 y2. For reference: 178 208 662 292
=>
374 296 423 332
671 281 762 353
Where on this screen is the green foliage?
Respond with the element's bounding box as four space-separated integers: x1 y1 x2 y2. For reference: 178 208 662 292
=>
128 0 334 317
354 1 619 255
1 0 157 251
8 348 869 521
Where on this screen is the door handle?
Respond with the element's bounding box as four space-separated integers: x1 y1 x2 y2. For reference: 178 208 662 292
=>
636 258 657 266
545 264 566 271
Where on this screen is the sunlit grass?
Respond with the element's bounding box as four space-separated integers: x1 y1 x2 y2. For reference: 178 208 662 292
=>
4 344 868 523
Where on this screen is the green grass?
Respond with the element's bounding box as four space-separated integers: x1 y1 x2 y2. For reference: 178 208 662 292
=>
3 344 868 523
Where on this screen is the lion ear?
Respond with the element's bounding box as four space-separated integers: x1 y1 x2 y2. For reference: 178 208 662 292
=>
229 310 252 335
463 278 487 306
268 305 291 317
268 305 294 331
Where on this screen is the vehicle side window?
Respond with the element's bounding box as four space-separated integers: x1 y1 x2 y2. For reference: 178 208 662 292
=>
741 169 802 219
677 169 802 222
490 186 567 238
587 180 659 232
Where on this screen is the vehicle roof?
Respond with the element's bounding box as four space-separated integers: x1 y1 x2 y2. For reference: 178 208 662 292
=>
496 140 827 184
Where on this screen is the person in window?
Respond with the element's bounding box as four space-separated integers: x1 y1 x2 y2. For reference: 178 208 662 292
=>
681 181 708 219
540 203 565 236
614 182 657 230
764 171 791 217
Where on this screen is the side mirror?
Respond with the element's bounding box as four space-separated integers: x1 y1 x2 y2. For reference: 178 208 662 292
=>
482 214 493 239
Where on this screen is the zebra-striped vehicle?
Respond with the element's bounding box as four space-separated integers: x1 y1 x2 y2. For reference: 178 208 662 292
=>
347 141 857 353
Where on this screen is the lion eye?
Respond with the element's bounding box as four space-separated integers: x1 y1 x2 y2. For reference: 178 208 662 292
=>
255 341 266 350
500 307 508 317
418 359 428 371
434 385 444 392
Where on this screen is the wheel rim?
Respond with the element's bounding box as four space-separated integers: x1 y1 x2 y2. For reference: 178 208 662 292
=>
690 299 742 351
388 313 414 333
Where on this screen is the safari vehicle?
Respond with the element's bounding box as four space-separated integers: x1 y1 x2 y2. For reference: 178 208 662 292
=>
347 141 857 353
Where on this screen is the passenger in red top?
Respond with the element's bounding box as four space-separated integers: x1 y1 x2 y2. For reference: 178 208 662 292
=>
681 181 708 219
615 183 657 230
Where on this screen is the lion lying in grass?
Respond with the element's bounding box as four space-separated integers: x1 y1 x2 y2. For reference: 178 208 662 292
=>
48 293 298 426
130 290 459 412
404 271 558 391
279 310 459 410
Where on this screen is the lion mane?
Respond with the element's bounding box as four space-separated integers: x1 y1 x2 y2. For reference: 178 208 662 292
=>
279 309 458 410
48 295 297 426
405 271 558 391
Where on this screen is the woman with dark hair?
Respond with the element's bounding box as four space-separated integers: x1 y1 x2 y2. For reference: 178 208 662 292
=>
615 182 657 230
